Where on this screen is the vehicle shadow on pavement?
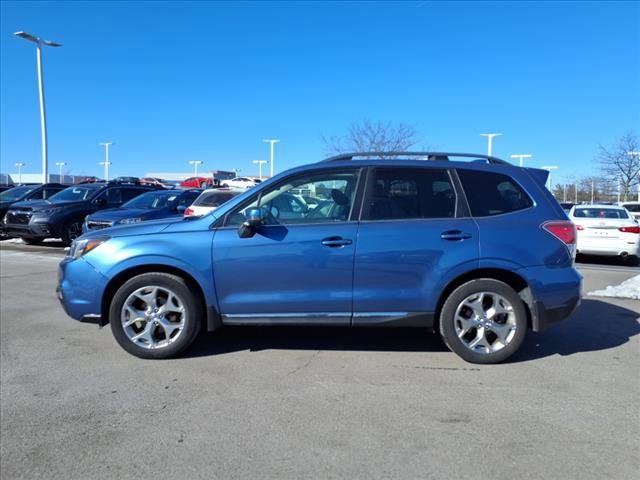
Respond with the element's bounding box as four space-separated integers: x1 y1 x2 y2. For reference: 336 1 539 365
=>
513 299 640 362
186 299 639 361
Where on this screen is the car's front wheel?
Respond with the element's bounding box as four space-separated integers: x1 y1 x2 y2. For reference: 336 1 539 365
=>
439 279 527 364
109 273 203 359
21 236 44 245
62 220 83 246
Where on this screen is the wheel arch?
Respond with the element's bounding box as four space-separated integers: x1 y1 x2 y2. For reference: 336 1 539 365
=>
100 264 220 331
434 268 533 332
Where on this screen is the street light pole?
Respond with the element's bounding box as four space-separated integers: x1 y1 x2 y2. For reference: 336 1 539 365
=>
14 31 62 184
263 139 280 177
15 163 25 184
541 165 558 192
189 160 203 176
56 161 66 184
480 133 502 157
253 160 267 179
510 154 532 167
99 142 113 180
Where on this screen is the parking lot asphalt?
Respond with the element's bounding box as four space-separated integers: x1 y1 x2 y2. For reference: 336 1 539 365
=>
1 243 639 480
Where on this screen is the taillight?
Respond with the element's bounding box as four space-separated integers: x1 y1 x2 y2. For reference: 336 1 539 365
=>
619 226 640 234
184 207 194 217
543 221 576 245
575 225 584 231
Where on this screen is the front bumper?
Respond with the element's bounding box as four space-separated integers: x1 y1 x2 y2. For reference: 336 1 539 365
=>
522 265 583 332
57 256 109 322
4 220 55 238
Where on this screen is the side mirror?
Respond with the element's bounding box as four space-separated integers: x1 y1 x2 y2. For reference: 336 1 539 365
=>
244 207 266 228
176 205 186 214
237 207 266 238
95 198 107 207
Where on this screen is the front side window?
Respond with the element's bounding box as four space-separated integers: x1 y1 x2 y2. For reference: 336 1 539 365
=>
225 170 359 226
363 167 456 220
457 169 533 217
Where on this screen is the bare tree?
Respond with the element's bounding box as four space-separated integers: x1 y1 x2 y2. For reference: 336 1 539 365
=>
597 132 640 202
322 120 423 156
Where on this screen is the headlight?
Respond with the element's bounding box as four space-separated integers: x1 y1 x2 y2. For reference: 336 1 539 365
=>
118 217 143 225
67 237 109 259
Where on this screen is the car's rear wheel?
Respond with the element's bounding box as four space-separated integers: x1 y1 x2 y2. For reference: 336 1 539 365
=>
109 273 203 359
61 220 83 246
439 279 527 364
21 236 44 245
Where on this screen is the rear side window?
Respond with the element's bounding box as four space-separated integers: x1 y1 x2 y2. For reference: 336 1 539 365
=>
363 167 456 220
457 170 533 217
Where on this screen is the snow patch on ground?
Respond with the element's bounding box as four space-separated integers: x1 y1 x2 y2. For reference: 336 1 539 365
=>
589 274 640 300
0 237 24 244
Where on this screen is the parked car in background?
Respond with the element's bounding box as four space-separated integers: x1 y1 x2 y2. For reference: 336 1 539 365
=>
57 152 581 364
180 176 214 188
83 189 202 232
75 176 102 184
183 188 242 217
4 182 154 245
0 185 15 194
1 183 66 235
221 177 261 189
620 201 640 220
112 176 142 185
569 204 640 264
140 177 173 189
559 202 574 212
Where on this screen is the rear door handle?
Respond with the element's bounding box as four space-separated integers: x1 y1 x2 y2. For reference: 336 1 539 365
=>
321 236 353 247
441 230 472 241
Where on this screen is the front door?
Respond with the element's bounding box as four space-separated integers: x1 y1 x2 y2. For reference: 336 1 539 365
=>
212 168 362 325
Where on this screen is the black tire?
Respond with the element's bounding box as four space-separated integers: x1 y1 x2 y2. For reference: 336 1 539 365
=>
21 237 44 245
623 255 639 267
439 279 528 364
222 183 229 188
61 219 83 246
109 272 203 359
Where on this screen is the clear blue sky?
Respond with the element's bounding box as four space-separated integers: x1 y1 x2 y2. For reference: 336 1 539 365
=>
1 1 639 182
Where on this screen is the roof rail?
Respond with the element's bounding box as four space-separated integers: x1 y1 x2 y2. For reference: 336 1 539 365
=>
321 151 510 165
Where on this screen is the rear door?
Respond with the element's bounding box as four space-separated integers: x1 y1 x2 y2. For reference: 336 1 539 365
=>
352 166 479 324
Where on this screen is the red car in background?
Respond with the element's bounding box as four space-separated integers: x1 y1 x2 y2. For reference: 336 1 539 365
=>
179 176 214 188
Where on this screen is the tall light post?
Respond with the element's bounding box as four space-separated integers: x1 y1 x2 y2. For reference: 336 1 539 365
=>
99 142 113 180
628 151 640 202
14 31 62 184
15 163 26 184
189 160 203 176
541 165 558 192
252 160 267 179
480 133 502 157
263 139 280 177
55 161 66 184
510 154 532 167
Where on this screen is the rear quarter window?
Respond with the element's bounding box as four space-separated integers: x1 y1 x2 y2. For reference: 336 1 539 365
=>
457 170 533 217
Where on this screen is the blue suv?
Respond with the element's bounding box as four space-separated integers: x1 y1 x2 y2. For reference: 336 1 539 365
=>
57 153 582 363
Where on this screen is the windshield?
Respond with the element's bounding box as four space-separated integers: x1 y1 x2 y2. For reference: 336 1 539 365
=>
49 186 97 203
0 185 37 201
573 208 629 219
122 191 178 209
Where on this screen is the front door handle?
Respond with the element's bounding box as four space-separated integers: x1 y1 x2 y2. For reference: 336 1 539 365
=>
321 236 353 247
441 230 472 241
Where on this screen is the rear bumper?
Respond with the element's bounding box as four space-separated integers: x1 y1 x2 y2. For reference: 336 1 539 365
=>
522 265 583 332
57 257 108 322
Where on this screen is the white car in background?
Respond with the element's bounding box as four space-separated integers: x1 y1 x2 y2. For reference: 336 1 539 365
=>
183 188 242 217
620 201 640 221
568 204 640 264
221 177 261 189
